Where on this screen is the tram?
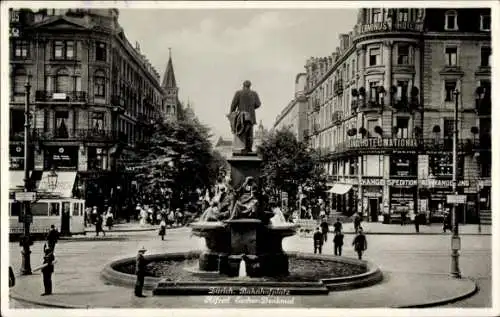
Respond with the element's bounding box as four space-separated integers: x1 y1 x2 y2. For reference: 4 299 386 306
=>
9 171 85 237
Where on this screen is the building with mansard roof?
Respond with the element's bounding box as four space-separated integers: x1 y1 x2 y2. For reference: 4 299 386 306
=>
279 8 491 225
8 8 181 220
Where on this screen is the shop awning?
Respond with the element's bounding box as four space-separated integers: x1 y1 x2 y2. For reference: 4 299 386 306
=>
38 171 77 198
9 171 27 191
326 183 353 195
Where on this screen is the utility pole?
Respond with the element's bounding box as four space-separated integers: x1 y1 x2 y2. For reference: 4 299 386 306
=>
20 77 32 275
450 89 461 279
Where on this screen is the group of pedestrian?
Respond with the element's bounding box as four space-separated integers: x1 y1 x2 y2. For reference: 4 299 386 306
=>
312 217 368 260
84 206 115 236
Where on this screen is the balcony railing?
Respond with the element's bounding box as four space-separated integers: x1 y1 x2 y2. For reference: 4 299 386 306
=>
332 111 343 124
313 99 321 112
35 91 87 102
33 128 128 143
334 80 344 96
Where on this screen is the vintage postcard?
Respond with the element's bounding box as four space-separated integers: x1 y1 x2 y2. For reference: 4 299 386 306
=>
1 1 497 317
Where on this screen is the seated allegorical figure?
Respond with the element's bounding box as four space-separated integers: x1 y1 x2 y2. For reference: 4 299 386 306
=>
199 186 234 222
228 176 260 220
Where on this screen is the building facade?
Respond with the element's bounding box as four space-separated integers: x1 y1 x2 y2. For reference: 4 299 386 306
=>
8 8 180 211
273 73 309 141
300 8 491 224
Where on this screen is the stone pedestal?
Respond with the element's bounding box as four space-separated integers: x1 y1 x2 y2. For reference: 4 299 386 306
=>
226 154 262 189
227 219 260 254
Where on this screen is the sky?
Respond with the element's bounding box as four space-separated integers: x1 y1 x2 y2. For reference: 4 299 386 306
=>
118 8 358 140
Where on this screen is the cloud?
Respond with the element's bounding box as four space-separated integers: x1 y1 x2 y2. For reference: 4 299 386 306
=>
118 9 358 139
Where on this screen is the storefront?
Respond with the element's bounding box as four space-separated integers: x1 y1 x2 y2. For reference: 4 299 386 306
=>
327 180 357 216
359 178 384 222
44 146 79 170
389 180 417 218
420 179 470 223
9 144 25 170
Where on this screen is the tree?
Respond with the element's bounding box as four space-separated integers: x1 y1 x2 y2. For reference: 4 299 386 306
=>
121 104 227 209
257 127 327 212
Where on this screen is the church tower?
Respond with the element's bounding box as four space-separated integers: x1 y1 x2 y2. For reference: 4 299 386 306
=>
161 48 179 120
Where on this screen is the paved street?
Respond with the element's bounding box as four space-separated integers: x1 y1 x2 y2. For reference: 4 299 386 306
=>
8 225 491 309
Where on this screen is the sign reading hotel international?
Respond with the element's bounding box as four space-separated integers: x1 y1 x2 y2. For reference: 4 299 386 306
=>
347 138 418 149
356 21 424 35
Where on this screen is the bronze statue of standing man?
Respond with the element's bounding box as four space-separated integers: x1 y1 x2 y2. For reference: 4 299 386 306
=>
228 80 261 155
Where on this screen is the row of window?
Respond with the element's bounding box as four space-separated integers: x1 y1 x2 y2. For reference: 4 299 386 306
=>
367 9 491 32
444 10 490 31
311 43 491 112
324 154 470 178
11 39 107 61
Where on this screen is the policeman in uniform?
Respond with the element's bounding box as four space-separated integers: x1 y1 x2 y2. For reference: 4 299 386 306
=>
135 246 147 297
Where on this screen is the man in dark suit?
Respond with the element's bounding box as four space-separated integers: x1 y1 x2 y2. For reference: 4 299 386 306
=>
313 227 324 254
228 80 261 154
135 247 147 297
46 225 60 252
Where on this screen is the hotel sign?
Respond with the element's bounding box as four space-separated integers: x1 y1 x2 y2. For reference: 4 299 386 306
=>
356 21 424 35
348 138 418 150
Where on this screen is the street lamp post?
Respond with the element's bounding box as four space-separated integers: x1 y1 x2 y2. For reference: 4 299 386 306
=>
450 89 461 279
20 77 32 275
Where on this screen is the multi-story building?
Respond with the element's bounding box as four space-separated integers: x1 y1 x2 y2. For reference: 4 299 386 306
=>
299 8 491 224
8 8 180 210
273 73 309 141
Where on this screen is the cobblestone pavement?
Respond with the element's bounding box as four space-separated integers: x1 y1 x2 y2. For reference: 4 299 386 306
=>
7 227 491 309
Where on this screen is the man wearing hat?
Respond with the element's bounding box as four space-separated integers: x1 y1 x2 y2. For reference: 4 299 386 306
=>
41 247 55 295
135 247 147 297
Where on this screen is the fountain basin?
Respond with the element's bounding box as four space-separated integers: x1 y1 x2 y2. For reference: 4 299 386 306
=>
190 220 298 277
100 251 383 295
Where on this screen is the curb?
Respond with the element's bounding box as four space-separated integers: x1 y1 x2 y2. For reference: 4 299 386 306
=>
100 251 383 294
10 290 89 309
396 277 479 308
60 236 130 242
340 232 491 236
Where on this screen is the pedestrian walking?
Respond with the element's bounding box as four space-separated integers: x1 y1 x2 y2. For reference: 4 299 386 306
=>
156 211 162 226
443 211 452 232
40 247 55 296
414 211 420 233
96 214 106 236
401 212 407 226
105 207 114 231
352 227 368 260
159 219 167 240
175 208 183 227
135 246 147 297
333 218 343 233
313 227 323 254
84 207 91 227
333 231 344 256
92 206 98 225
45 225 60 252
9 266 15 288
353 213 362 233
320 217 329 242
